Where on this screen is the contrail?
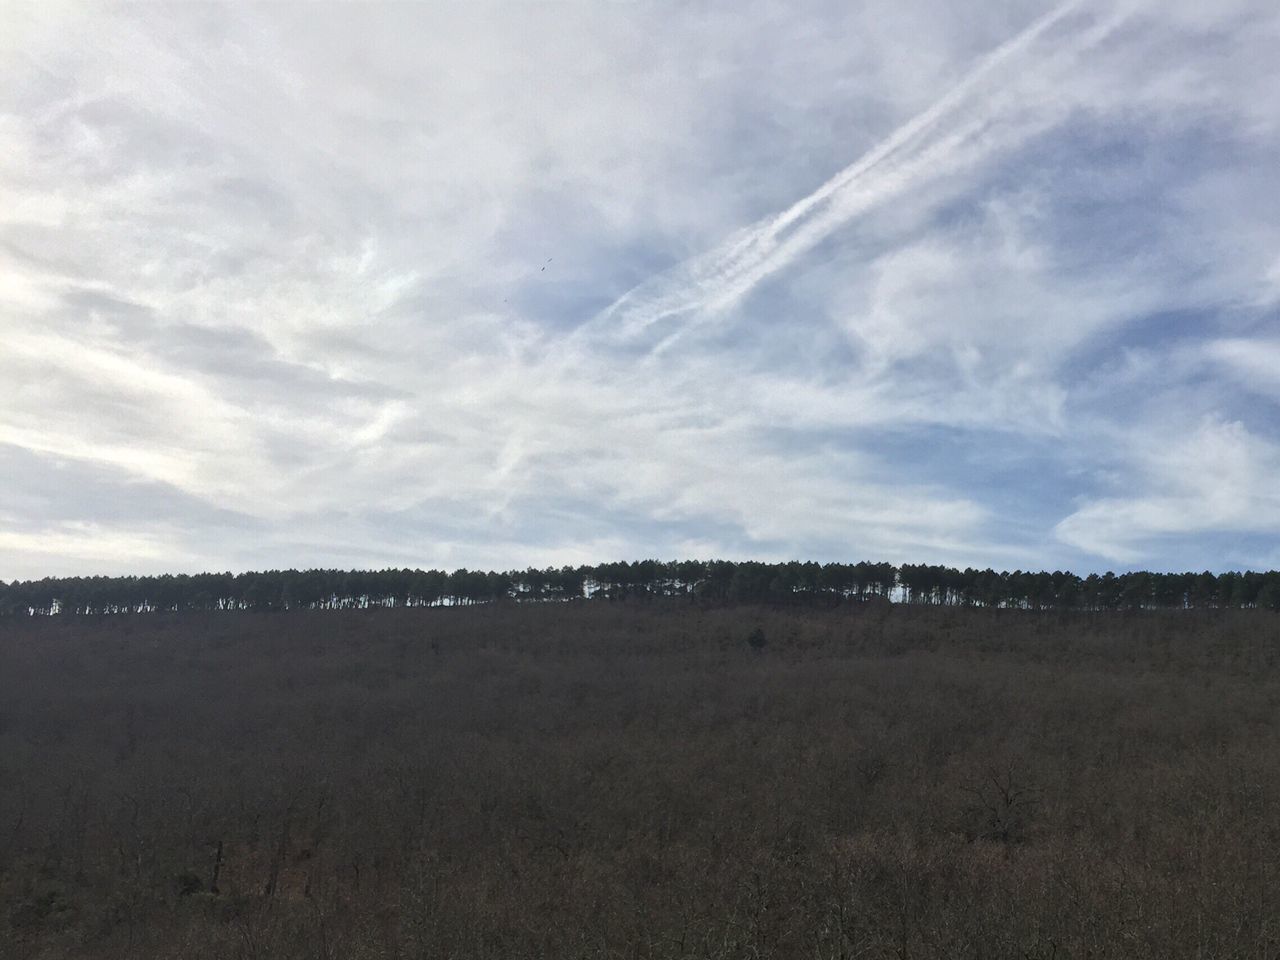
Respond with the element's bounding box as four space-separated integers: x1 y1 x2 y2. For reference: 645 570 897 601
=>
574 0 1108 353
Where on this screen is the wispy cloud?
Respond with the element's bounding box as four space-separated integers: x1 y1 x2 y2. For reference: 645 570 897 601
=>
1055 419 1280 564
584 1 1102 353
1 0 1279 577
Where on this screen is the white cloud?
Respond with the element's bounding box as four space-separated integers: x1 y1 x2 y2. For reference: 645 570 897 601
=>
1208 339 1280 399
2 0 1280 576
1055 419 1280 563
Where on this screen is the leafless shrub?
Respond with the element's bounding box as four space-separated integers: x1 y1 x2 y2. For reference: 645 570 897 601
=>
958 763 1041 844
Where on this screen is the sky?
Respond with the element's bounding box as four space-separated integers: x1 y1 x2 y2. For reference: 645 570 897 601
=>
3 0 1280 579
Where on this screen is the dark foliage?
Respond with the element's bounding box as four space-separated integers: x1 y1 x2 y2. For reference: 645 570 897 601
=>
3 560 1280 616
3 602 1280 958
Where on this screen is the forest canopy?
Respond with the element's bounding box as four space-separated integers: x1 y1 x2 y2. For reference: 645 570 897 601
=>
3 561 1279 615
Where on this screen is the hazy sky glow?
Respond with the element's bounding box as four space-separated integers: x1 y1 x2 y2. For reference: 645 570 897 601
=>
3 1 1280 577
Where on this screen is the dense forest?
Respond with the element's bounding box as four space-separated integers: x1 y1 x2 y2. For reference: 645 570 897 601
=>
3 560 1280 615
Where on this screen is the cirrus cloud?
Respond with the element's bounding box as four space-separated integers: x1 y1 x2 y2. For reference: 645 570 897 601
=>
2 0 1279 577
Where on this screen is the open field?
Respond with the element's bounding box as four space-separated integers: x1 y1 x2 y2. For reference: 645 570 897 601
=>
3 601 1280 959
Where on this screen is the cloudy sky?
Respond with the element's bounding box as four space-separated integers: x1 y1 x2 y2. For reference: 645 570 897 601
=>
3 0 1279 578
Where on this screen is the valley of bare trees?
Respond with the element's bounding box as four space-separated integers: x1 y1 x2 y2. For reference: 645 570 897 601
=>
4 598 1280 959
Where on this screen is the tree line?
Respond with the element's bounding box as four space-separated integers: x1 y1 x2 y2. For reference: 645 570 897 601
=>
2 560 1279 616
